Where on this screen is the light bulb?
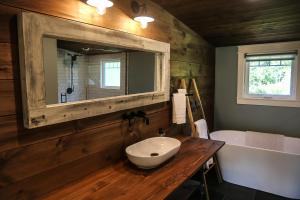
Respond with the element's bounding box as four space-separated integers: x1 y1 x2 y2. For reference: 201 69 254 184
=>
134 16 154 29
140 21 148 29
97 6 106 15
86 0 113 15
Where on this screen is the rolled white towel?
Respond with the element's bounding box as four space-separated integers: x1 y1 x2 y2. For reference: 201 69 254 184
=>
172 91 186 124
194 119 213 169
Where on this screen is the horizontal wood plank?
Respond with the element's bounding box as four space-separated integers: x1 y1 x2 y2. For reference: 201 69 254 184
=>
0 80 18 116
0 43 17 80
0 109 169 186
0 4 20 43
0 114 78 153
154 0 300 46
171 61 212 78
0 115 18 152
0 149 122 199
0 103 168 153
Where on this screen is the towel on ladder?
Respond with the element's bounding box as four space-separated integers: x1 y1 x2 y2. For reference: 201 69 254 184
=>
172 89 187 124
194 119 214 169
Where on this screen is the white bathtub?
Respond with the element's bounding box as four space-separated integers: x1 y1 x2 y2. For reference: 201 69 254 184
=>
210 130 300 199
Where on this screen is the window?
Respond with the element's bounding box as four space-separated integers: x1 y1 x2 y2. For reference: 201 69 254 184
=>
245 53 296 99
100 59 121 89
237 41 300 107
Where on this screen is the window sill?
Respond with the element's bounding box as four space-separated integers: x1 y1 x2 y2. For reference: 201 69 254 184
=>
237 97 300 107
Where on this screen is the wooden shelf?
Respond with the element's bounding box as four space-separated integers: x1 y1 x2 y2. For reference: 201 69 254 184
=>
40 138 224 200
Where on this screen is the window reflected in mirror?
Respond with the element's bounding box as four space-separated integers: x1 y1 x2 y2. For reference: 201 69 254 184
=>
43 37 160 105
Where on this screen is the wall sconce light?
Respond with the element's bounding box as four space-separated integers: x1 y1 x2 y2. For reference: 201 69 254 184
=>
131 0 154 29
86 0 114 15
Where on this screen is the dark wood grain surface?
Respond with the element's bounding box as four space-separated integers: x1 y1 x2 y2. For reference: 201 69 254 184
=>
40 138 224 200
153 0 300 46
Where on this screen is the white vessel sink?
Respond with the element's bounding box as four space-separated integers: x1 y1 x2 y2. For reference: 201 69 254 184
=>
126 137 181 169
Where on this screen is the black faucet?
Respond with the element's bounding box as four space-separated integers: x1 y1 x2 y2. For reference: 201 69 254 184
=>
135 111 150 125
122 112 135 127
122 111 150 126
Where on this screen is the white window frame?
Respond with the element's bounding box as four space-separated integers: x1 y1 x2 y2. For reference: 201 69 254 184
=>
244 53 297 100
237 41 300 107
100 58 121 90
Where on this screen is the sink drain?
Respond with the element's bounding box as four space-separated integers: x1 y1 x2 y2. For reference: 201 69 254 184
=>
150 153 159 157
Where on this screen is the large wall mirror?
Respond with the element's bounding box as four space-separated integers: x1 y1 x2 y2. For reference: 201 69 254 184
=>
18 12 170 128
43 37 160 105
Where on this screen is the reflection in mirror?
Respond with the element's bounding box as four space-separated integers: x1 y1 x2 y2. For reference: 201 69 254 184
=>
43 37 159 105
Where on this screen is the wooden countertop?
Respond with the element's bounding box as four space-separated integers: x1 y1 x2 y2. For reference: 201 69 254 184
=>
40 137 224 200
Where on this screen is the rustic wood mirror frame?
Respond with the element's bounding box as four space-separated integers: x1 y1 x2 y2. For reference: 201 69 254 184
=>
18 12 170 129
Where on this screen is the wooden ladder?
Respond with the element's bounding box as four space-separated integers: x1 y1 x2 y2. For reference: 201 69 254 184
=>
180 78 223 200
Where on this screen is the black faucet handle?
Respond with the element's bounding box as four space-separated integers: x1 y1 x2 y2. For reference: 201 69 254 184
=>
137 111 150 125
137 110 146 117
123 111 150 126
122 112 136 127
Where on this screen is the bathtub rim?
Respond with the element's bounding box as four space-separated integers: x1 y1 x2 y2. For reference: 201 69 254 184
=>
210 130 300 156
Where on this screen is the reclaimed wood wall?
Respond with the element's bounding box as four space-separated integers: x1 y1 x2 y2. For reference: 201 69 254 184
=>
0 0 215 199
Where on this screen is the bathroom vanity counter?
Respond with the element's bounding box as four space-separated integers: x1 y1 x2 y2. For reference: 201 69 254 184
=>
40 137 224 200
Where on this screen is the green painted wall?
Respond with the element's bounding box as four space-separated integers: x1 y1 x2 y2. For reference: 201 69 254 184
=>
214 46 300 137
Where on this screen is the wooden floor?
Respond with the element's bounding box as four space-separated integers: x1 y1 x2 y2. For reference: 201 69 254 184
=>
39 138 224 200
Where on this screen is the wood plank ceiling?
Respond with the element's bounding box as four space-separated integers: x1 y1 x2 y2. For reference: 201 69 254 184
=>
153 0 300 46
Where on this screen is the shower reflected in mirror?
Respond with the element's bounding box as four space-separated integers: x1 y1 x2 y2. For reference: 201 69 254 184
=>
43 37 161 105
